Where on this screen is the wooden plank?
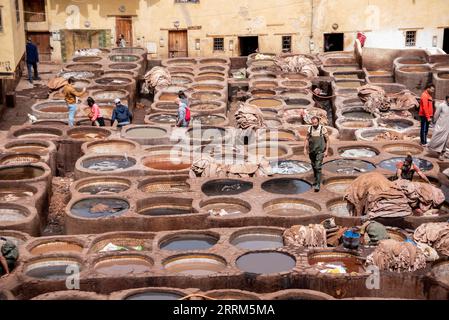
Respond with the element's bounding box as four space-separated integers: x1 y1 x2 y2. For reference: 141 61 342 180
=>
169 30 188 57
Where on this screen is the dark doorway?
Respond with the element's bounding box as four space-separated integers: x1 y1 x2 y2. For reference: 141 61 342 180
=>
443 28 449 54
324 33 344 52
239 36 259 56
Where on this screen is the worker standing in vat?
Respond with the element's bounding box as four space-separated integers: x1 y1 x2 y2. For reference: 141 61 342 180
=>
0 237 19 278
87 97 105 127
111 98 133 129
26 38 41 84
419 84 435 146
304 116 329 192
63 77 86 127
176 97 190 128
395 154 430 183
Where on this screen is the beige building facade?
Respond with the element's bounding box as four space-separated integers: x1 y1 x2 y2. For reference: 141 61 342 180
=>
15 0 449 63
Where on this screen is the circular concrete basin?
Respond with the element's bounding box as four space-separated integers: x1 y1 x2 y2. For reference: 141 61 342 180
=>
230 228 284 250
323 159 376 174
200 198 251 216
338 146 379 158
0 165 45 181
159 233 219 251
70 198 130 218
163 254 227 276
202 179 253 196
262 178 311 195
0 185 36 202
94 255 153 276
378 157 434 172
308 252 365 273
82 156 137 171
76 177 132 195
24 258 82 280
264 198 321 216
29 240 84 255
270 160 312 175
236 252 296 274
0 154 41 165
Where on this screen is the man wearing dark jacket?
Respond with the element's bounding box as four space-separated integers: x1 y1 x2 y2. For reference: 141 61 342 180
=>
26 38 40 84
111 98 133 128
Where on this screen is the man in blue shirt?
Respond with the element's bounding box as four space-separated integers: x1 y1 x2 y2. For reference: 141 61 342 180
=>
26 38 41 84
176 97 189 127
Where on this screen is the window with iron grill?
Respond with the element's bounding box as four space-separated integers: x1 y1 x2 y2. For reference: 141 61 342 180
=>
282 36 292 52
15 0 20 23
175 0 200 3
0 9 3 32
213 38 224 51
405 31 417 47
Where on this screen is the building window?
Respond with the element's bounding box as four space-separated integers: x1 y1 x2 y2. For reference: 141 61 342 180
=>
213 38 224 51
0 8 3 32
405 31 417 47
24 0 46 23
175 0 200 3
14 0 21 24
282 36 292 52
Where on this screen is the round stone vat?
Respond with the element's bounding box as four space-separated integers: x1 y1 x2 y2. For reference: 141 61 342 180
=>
324 177 357 195
335 80 366 89
382 143 424 156
263 198 321 216
171 71 195 78
108 63 139 71
123 289 185 301
250 89 276 98
262 178 311 195
12 127 63 139
431 261 449 287
199 65 227 72
163 58 197 67
137 197 196 216
93 255 153 276
199 57 229 65
280 73 308 80
122 126 168 144
280 79 311 89
323 159 376 174
396 57 426 65
202 179 253 196
145 113 177 125
0 184 36 202
187 101 226 114
83 139 139 154
193 114 228 126
377 118 415 131
65 63 102 72
257 129 298 142
355 128 404 142
248 97 284 109
327 198 352 217
270 160 312 175
24 257 82 280
269 289 336 300
250 73 276 80
341 108 376 120
0 153 41 165
230 228 284 250
67 127 111 141
236 251 296 274
308 251 365 273
81 155 137 172
251 80 278 89
163 254 227 276
157 92 178 102
260 108 278 118
142 154 192 172
249 60 276 68
336 118 375 141
378 157 434 172
200 198 251 216
171 75 194 85
338 146 379 158
159 232 219 251
72 56 103 63
91 89 129 102
109 54 140 63
194 75 225 83
74 177 132 195
186 126 227 143
89 233 153 253
32 119 67 126
248 143 290 160
197 71 226 78
94 77 133 86
28 240 84 255
4 140 54 157
191 83 225 91
0 164 47 182
31 101 69 119
398 66 430 73
70 198 130 218
103 70 137 79
59 71 95 80
191 91 223 102
139 176 190 194
203 290 260 300
0 203 32 224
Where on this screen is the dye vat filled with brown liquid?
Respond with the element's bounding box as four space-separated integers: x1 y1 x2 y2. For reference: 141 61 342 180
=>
30 242 83 255
0 166 45 181
125 127 167 139
201 199 250 216
0 187 35 202
250 99 283 108
308 252 365 273
6 143 48 154
94 257 153 276
264 199 320 217
143 154 192 171
163 255 227 276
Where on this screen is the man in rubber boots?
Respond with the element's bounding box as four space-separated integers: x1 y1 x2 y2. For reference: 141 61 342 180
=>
304 116 329 192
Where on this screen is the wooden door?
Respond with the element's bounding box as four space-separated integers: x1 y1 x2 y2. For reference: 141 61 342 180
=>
169 31 188 57
27 32 52 61
116 16 133 47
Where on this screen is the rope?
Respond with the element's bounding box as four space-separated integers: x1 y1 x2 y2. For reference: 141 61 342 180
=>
179 294 218 301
